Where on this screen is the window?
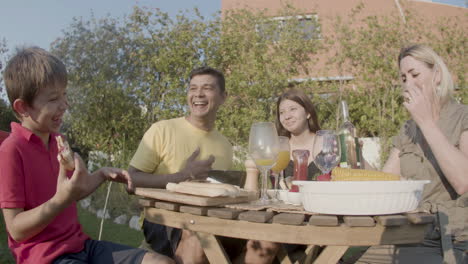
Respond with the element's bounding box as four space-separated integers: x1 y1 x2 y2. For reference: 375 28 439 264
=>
256 14 320 41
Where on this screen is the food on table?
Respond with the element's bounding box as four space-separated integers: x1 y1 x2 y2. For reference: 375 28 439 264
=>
166 182 240 197
331 167 400 181
56 136 75 171
291 150 309 192
317 173 331 181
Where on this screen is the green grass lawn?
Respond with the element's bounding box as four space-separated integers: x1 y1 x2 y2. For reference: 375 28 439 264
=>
0 207 144 263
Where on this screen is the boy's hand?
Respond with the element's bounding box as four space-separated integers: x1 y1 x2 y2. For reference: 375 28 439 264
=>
181 148 215 181
98 168 135 194
56 153 92 204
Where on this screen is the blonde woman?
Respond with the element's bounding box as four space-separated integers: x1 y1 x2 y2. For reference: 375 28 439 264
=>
358 44 468 264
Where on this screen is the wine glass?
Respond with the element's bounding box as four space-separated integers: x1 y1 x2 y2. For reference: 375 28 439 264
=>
249 122 280 205
270 136 290 201
313 130 341 175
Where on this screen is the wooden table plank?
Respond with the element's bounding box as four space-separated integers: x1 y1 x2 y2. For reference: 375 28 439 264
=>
144 207 428 245
179 205 209 216
207 208 244 220
194 231 231 264
308 215 339 226
136 188 250 206
138 198 155 207
273 213 305 225
343 216 375 227
238 211 275 223
155 201 180 211
376 215 409 226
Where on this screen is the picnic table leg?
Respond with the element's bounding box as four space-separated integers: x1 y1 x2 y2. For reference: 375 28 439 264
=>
312 245 348 264
193 231 231 264
276 244 293 264
299 245 320 264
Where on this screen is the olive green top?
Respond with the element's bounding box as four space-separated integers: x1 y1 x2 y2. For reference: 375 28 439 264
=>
393 99 468 242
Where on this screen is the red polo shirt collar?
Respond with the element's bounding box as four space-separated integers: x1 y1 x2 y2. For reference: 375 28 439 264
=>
10 122 59 147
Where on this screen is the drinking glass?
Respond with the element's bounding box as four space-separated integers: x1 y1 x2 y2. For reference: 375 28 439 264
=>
313 130 341 174
249 122 280 205
271 136 290 201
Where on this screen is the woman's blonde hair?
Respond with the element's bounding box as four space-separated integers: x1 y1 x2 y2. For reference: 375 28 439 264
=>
398 44 454 106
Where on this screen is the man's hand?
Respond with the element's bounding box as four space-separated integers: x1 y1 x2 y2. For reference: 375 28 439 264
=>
181 148 215 181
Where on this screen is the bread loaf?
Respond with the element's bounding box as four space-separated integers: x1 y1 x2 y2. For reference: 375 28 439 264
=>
166 182 231 197
178 181 240 197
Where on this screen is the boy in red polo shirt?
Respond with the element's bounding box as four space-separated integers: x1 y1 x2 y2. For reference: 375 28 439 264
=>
0 47 174 264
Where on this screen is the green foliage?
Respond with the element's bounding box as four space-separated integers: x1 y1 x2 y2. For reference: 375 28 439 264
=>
0 40 15 132
215 7 322 145
51 5 323 162
0 99 15 131
0 211 14 264
327 5 466 160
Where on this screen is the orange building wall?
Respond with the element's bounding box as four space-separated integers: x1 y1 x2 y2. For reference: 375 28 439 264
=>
222 0 467 79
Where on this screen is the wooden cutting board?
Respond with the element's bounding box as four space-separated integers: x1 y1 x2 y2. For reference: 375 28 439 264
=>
135 188 252 207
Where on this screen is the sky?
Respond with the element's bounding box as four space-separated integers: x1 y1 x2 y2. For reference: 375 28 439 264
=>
0 0 221 54
0 0 465 54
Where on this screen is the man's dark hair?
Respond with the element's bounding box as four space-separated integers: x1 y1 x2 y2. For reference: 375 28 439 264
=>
189 66 225 93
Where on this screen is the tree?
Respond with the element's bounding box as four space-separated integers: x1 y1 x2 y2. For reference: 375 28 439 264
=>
0 39 15 132
51 5 324 165
213 6 323 144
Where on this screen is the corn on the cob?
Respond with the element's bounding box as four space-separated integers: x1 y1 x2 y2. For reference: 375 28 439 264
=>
331 167 400 181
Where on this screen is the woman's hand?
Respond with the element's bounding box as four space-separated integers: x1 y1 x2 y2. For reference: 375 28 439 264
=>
402 83 439 126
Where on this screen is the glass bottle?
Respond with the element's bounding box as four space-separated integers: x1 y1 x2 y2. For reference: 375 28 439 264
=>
338 100 362 169
291 149 309 192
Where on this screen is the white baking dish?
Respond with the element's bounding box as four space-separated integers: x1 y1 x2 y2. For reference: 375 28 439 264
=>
293 180 430 215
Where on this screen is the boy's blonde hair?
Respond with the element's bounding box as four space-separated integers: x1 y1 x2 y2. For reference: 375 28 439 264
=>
3 47 67 117
398 44 454 106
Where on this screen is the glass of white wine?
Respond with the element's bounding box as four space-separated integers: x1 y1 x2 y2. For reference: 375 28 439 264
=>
249 122 280 205
313 130 341 175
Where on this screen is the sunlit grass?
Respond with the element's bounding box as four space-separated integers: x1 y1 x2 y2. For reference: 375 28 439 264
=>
0 206 144 263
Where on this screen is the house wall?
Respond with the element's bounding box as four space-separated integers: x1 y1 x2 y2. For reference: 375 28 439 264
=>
222 0 467 79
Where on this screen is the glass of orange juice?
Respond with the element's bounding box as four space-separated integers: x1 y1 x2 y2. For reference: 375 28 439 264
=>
249 122 280 205
271 136 290 201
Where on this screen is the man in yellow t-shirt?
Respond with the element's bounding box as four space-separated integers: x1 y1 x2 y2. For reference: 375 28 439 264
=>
130 67 279 264
129 67 233 262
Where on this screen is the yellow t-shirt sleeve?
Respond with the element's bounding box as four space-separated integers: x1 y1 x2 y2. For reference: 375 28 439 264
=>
130 124 162 173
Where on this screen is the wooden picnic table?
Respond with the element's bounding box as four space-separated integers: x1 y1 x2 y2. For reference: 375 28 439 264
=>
139 197 434 264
